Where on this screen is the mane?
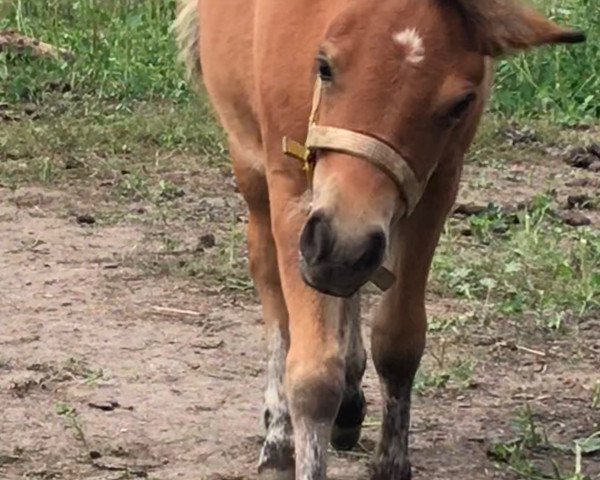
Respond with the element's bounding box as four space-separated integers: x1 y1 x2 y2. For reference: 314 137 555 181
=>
173 0 202 84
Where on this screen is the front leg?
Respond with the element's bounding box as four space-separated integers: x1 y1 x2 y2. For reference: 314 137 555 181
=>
270 190 346 480
231 153 294 478
371 169 460 480
371 316 422 480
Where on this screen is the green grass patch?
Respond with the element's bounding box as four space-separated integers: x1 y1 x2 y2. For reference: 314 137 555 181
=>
488 405 600 479
491 0 599 123
432 195 600 329
1 0 187 103
413 357 477 395
0 97 226 188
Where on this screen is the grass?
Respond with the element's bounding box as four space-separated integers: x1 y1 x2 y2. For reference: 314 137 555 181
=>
488 405 600 480
492 0 599 123
136 209 253 293
431 195 600 330
55 402 88 448
0 0 186 103
0 99 225 183
413 356 477 395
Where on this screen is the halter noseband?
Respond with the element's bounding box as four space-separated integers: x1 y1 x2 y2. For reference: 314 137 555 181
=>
282 77 426 292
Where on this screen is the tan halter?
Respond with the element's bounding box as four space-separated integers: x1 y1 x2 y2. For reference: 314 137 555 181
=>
283 77 424 216
283 78 427 292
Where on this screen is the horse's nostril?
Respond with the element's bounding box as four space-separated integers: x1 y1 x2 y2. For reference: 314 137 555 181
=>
300 213 334 266
355 231 386 271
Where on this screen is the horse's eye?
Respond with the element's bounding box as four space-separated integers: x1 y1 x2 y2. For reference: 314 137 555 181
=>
447 92 476 120
316 55 333 82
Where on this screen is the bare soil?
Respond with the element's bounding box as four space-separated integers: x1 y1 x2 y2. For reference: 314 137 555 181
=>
0 146 598 480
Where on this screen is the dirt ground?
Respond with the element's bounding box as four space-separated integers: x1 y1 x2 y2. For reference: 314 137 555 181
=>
0 138 599 479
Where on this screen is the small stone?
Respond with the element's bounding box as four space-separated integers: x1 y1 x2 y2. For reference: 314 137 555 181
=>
492 225 509 234
565 178 588 188
560 211 591 227
199 233 216 249
571 154 595 169
130 205 146 214
564 147 596 169
589 161 600 173
501 125 538 145
588 143 600 159
453 203 487 216
76 213 96 225
89 451 102 460
23 103 37 115
64 158 83 170
566 194 592 210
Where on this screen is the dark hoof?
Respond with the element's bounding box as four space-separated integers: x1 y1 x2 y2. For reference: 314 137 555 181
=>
370 462 412 480
331 386 366 450
331 424 363 451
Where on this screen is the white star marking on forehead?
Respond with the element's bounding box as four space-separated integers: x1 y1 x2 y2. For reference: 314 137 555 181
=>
393 28 425 64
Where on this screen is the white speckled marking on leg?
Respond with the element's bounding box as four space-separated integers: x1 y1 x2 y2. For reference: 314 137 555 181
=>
258 329 294 473
294 419 329 480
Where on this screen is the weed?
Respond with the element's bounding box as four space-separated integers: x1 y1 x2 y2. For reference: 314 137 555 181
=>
55 402 87 447
413 369 451 394
489 406 599 479
428 313 475 333
114 171 151 201
413 357 477 395
157 179 185 201
593 382 600 410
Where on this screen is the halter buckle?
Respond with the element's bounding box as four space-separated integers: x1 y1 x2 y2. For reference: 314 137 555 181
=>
282 136 316 186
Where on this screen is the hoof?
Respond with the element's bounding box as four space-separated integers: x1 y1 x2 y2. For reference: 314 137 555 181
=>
331 386 366 451
258 467 295 480
370 462 412 480
258 438 294 480
331 424 363 451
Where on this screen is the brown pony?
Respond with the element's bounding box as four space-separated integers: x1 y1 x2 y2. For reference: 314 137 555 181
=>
175 1 584 478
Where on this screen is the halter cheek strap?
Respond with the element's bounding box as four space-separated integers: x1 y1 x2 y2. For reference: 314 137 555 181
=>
282 78 427 291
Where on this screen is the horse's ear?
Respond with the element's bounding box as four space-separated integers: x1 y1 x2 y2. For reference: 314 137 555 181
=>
455 0 586 56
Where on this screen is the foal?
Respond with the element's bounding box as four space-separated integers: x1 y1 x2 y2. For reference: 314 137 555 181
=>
175 0 584 478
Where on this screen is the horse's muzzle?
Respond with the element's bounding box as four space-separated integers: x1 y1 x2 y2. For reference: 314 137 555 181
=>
299 212 386 297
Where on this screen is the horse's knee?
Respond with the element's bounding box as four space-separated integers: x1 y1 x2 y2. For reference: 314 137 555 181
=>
371 318 425 389
287 355 345 423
